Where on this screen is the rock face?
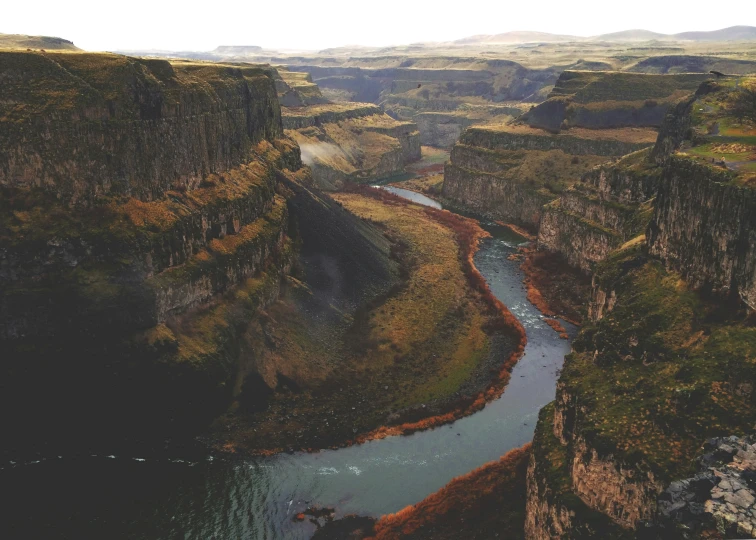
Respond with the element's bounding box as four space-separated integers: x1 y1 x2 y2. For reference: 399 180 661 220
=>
282 59 555 147
522 71 708 132
0 52 300 452
522 76 756 540
281 103 383 129
282 101 421 190
568 437 666 529
276 68 329 107
0 51 399 455
655 435 756 539
537 149 659 272
0 52 282 205
648 156 756 309
533 75 721 273
443 160 555 229
441 71 680 228
525 404 633 540
442 124 652 230
646 78 756 309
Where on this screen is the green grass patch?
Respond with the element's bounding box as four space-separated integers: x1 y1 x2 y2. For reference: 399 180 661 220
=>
564 251 756 480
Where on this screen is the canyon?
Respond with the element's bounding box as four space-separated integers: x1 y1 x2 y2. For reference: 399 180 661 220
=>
2 28 756 540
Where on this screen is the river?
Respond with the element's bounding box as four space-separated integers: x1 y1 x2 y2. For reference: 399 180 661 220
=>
0 189 574 540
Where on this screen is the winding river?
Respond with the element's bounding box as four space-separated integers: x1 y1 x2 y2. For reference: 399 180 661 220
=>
0 190 574 540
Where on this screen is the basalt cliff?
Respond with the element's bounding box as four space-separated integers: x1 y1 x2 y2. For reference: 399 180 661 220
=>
522 76 756 539
441 71 706 233
0 51 409 455
274 68 421 189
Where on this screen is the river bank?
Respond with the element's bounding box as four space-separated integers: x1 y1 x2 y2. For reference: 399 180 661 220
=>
207 183 524 456
0 185 575 540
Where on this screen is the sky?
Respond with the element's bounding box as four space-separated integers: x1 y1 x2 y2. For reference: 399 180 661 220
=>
3 0 755 52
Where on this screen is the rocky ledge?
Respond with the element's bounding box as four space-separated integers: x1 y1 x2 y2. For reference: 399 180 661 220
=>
282 100 421 189
442 124 652 230
655 435 756 539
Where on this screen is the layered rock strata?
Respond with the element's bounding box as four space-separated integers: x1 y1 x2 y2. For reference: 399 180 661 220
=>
537 149 659 272
282 101 420 189
0 52 283 205
0 51 396 454
442 124 653 230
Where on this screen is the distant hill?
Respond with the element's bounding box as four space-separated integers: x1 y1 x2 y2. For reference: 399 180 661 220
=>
674 26 756 41
455 31 582 44
0 33 79 50
628 55 756 75
212 45 263 55
455 26 756 45
592 29 672 42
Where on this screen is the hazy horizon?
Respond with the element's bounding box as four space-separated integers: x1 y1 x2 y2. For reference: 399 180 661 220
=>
4 0 756 52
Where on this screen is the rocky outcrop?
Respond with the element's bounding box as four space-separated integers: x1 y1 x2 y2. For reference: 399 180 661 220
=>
648 156 756 309
537 150 660 272
275 68 329 107
283 101 421 189
568 437 666 529
525 405 581 539
457 126 653 157
646 76 756 309
281 103 383 129
525 403 633 540
654 435 756 539
537 197 621 272
443 162 555 229
0 52 282 205
443 125 652 230
550 378 666 531
523 71 709 132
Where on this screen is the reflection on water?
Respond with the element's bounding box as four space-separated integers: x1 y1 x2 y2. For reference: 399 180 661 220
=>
0 191 574 540
379 186 443 209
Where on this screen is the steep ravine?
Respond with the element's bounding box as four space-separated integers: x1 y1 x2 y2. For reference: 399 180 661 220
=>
0 199 577 540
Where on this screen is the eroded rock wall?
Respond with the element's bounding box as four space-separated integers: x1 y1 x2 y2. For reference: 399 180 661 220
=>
0 52 283 205
443 163 553 229
537 198 621 273
0 51 311 454
648 157 756 309
537 151 660 272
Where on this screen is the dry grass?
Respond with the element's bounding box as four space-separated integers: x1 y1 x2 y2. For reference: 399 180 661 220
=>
216 188 525 454
391 174 444 196
331 193 483 376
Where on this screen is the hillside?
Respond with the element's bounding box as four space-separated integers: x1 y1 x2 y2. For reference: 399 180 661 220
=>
592 29 671 42
454 31 582 44
0 33 78 50
675 25 756 41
